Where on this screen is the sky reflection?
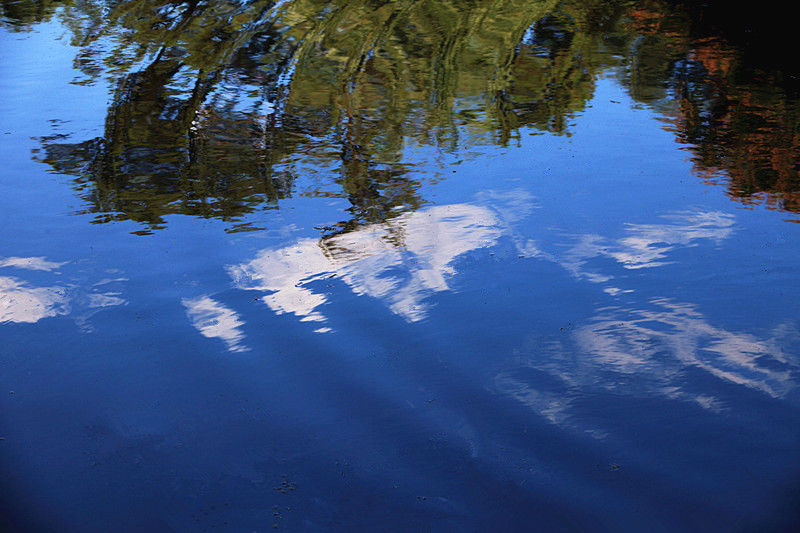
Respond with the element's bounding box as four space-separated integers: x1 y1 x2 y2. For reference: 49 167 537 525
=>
494 207 799 432
0 256 126 326
496 296 798 439
2 2 799 530
182 295 249 353
208 200 798 414
0 275 69 324
523 210 736 293
539 209 792 429
228 202 506 326
578 298 796 397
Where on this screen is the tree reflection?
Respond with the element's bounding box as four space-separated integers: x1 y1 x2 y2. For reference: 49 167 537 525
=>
622 0 800 214
0 0 62 27
28 0 616 232
16 0 800 231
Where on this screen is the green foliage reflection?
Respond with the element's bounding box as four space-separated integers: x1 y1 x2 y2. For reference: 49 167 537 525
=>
21 0 800 231
28 0 625 231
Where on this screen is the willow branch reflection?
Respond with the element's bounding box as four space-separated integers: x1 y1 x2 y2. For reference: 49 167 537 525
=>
17 0 800 228
30 0 618 231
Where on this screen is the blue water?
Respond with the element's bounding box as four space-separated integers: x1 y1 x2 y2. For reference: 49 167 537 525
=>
2 3 800 532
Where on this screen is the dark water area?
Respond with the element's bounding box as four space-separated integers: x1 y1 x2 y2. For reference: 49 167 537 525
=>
1 0 799 531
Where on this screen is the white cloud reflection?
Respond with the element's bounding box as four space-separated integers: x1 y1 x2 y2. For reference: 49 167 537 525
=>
228 203 506 325
0 256 67 271
479 208 799 432
496 298 798 437
183 296 249 353
0 276 70 324
527 211 735 290
608 211 735 269
186 191 798 427
576 298 793 397
225 201 739 335
0 257 126 326
218 198 797 416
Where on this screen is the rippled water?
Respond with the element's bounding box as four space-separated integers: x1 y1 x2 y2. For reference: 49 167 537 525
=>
1 0 799 531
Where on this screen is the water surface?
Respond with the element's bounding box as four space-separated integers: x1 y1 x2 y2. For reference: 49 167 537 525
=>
1 0 799 531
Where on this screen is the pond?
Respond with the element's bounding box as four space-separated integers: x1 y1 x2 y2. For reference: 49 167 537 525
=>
1 0 799 531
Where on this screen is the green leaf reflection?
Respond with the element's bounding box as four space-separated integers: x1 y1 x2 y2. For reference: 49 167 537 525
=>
21 0 800 231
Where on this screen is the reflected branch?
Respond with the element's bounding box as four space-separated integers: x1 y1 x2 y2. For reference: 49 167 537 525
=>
27 0 800 232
